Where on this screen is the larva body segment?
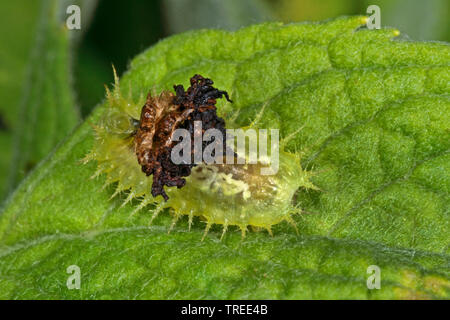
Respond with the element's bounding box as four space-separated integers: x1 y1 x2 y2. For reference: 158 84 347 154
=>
167 151 315 236
84 72 317 239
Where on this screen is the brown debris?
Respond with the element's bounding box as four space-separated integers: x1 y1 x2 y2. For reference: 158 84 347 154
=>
134 75 232 200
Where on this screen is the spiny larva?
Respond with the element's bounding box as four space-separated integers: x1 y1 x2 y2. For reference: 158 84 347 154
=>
84 70 318 240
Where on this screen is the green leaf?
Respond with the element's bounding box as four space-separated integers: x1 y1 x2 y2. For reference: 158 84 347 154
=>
5 0 86 198
0 16 449 299
0 0 40 200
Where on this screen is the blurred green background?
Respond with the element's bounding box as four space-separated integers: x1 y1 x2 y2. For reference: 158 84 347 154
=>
0 0 449 203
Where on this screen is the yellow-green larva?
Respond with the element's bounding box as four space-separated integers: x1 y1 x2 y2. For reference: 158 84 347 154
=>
84 70 318 240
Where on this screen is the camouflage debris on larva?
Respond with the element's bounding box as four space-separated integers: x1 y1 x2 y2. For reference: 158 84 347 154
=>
134 74 231 201
84 71 318 240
